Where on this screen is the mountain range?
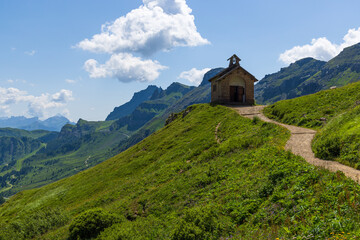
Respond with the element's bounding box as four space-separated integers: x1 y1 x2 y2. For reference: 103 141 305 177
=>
0 69 223 197
255 42 360 104
0 115 74 132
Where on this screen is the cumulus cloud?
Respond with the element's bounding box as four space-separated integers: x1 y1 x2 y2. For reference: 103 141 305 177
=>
77 0 209 56
84 53 167 82
77 0 208 82
279 27 360 64
0 87 74 119
178 67 211 85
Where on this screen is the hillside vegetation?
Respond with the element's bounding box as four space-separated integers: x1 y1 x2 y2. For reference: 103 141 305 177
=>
1 105 360 239
264 81 360 169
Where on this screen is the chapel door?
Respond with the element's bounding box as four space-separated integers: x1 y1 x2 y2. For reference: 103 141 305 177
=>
230 86 237 102
230 86 244 102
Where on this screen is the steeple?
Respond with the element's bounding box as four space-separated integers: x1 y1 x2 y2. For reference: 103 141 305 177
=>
227 54 241 67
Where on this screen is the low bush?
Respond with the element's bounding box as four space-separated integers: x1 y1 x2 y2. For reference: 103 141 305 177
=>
171 206 233 240
69 208 120 240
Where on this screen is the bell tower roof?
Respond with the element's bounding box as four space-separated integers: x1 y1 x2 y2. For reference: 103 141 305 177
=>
227 54 241 67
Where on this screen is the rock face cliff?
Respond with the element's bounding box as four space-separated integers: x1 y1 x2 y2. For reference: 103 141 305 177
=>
255 42 360 104
106 85 160 121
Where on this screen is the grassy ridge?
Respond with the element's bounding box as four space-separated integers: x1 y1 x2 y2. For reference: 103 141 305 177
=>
1 105 360 239
313 105 360 168
263 81 360 169
263 81 360 129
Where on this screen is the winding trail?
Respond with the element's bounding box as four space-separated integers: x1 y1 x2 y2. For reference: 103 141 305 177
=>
231 105 360 184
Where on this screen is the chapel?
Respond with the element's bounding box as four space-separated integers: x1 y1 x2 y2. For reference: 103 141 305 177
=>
208 54 258 104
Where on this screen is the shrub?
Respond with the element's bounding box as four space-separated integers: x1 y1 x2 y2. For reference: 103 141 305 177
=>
171 206 233 240
252 116 261 125
69 208 120 240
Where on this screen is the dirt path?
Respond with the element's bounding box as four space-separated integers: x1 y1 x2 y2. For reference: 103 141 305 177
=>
231 105 360 184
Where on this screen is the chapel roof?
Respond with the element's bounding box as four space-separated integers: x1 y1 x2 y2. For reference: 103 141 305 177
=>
208 54 258 83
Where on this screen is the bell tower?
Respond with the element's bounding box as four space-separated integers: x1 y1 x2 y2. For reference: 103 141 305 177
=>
227 54 241 67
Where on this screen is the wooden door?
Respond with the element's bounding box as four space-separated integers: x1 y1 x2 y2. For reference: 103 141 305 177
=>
230 86 244 102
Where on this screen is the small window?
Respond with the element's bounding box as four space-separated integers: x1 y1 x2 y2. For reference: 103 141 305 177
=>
213 84 217 92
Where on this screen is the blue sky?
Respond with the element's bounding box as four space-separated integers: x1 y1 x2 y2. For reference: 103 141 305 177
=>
1 0 360 121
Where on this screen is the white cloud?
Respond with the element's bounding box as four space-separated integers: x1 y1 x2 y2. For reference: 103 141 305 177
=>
77 0 209 83
77 0 209 56
279 27 360 64
24 50 36 56
84 53 167 82
178 67 211 85
0 87 74 119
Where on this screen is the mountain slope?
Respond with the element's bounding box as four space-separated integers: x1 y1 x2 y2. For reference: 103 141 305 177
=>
255 58 326 104
300 42 360 90
106 85 160 121
255 42 360 104
110 82 194 132
1 104 360 239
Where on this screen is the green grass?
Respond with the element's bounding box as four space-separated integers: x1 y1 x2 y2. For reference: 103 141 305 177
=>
15 143 46 171
312 105 360 168
263 81 360 169
1 104 360 239
263 81 360 129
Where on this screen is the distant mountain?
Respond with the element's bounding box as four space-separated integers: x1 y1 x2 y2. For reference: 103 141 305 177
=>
199 67 225 86
299 42 360 91
0 116 38 129
110 82 195 132
255 42 360 104
255 58 326 104
0 115 74 132
106 85 160 121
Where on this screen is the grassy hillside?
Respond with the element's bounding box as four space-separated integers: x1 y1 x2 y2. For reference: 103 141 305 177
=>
312 105 360 168
263 81 360 169
263 81 360 129
1 105 360 239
